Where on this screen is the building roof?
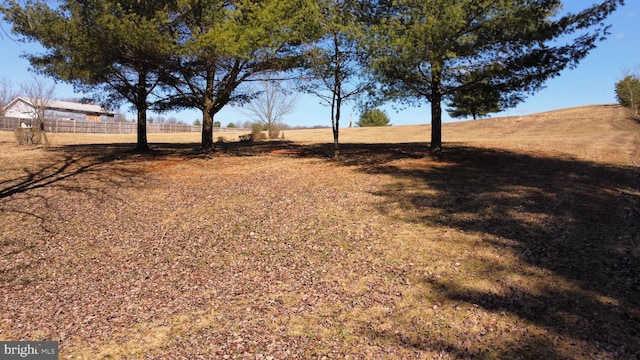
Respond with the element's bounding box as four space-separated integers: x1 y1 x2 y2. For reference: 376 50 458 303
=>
2 96 115 117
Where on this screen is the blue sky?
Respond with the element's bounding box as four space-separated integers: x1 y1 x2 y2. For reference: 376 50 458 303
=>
1 1 638 128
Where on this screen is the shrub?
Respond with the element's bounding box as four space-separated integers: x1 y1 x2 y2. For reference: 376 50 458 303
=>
251 124 267 141
14 127 26 145
268 124 280 139
253 132 267 141
14 127 49 146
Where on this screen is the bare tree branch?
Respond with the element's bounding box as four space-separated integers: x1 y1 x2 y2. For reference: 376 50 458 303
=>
19 77 56 145
0 76 17 117
240 78 299 128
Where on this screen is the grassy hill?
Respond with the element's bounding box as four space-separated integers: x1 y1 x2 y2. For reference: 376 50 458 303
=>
283 104 639 164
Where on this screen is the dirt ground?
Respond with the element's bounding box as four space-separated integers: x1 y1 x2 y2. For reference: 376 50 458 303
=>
1 105 639 359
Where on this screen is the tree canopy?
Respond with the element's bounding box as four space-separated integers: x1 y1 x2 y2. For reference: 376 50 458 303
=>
161 0 319 148
446 76 502 120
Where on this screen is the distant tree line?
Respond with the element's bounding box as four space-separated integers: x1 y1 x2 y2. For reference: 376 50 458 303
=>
1 0 624 155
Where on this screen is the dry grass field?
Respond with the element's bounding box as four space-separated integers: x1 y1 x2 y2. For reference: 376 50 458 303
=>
1 104 639 359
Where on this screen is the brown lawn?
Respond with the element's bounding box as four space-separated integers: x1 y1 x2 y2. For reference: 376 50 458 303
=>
0 104 639 359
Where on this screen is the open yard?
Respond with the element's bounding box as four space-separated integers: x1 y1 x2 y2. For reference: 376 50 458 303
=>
1 105 639 359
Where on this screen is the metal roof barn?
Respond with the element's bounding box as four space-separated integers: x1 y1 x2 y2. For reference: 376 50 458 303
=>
2 96 115 121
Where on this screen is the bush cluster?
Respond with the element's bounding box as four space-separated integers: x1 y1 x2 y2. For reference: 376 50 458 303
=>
14 127 49 146
251 124 267 141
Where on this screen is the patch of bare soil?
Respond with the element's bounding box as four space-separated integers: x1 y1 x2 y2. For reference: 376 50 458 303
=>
0 107 638 359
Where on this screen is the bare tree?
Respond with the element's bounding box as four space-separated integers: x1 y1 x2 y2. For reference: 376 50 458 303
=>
113 110 130 123
0 76 16 118
241 79 299 138
20 77 56 145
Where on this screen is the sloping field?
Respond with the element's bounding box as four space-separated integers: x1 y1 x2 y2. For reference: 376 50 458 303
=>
0 105 638 359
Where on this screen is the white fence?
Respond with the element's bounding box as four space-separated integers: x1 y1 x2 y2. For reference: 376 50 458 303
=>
0 117 247 135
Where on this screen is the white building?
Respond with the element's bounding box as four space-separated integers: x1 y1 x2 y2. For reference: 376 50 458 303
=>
2 96 115 122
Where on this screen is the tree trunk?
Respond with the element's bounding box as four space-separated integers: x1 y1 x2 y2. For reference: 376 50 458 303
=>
332 92 341 158
135 107 149 152
201 70 215 149
333 113 340 158
430 93 443 155
134 74 149 152
332 48 341 158
202 108 214 149
430 68 443 156
36 117 50 146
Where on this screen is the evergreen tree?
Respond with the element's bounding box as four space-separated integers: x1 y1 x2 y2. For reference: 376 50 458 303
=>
160 0 319 149
366 0 624 155
447 79 502 120
357 108 390 127
2 0 176 152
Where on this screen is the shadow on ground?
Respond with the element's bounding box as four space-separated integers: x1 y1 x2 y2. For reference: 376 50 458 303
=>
212 140 639 358
2 140 638 358
319 142 638 358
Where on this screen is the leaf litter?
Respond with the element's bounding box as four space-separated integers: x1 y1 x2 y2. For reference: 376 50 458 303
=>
0 137 638 359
